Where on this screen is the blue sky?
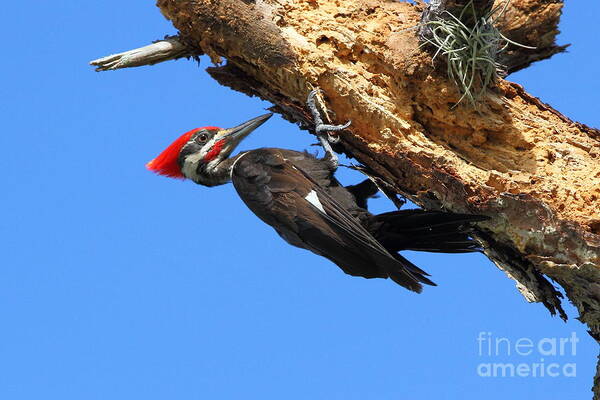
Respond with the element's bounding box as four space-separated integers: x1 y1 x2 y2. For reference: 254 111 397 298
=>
1 1 598 399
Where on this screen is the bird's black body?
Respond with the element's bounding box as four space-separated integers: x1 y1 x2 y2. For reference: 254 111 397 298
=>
149 110 487 293
231 148 486 292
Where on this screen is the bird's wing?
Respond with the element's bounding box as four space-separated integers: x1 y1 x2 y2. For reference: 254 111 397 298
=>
231 149 426 292
263 148 368 219
270 149 334 187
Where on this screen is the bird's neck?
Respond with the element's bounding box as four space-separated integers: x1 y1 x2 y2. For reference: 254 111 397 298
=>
188 153 243 187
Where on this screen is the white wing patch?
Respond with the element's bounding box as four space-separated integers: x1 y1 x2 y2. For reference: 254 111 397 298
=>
305 190 326 213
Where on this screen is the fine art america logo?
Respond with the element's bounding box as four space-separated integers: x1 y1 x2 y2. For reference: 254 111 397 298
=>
476 332 578 378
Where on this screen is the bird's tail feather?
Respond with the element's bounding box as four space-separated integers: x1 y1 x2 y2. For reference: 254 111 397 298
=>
391 253 437 287
373 209 488 254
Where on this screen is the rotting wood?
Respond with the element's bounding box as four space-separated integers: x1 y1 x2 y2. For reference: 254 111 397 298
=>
155 0 599 391
92 0 598 395
154 0 599 328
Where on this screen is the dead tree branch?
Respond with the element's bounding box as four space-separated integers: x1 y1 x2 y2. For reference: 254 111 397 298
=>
91 0 597 395
156 0 599 390
90 35 195 71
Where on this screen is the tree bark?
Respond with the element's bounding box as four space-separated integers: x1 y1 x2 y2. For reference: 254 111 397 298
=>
494 0 567 73
151 0 598 394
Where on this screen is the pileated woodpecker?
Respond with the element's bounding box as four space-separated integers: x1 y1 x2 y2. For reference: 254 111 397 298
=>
147 92 487 292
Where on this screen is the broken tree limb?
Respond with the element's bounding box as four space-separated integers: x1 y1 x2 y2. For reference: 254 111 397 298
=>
90 35 195 71
158 0 600 316
153 0 599 389
155 0 600 322
90 0 597 394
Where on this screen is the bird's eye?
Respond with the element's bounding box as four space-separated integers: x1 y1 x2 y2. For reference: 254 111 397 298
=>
196 133 209 143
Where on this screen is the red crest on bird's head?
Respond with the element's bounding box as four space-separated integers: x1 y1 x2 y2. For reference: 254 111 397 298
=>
146 127 219 179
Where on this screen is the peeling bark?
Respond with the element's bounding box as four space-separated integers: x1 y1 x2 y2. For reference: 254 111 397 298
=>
150 0 597 394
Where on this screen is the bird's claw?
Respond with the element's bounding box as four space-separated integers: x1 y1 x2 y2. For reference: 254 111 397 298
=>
328 132 341 144
306 89 351 169
315 121 352 135
307 89 351 140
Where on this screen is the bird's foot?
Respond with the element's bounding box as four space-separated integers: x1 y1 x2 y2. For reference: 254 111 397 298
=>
306 89 351 168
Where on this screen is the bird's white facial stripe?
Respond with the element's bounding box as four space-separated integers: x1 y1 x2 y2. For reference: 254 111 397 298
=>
305 190 325 213
182 152 203 179
204 136 219 154
181 135 222 180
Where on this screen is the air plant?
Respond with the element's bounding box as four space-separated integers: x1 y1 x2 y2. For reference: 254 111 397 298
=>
420 0 534 107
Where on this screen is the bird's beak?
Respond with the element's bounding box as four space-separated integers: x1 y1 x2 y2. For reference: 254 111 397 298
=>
216 113 272 156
